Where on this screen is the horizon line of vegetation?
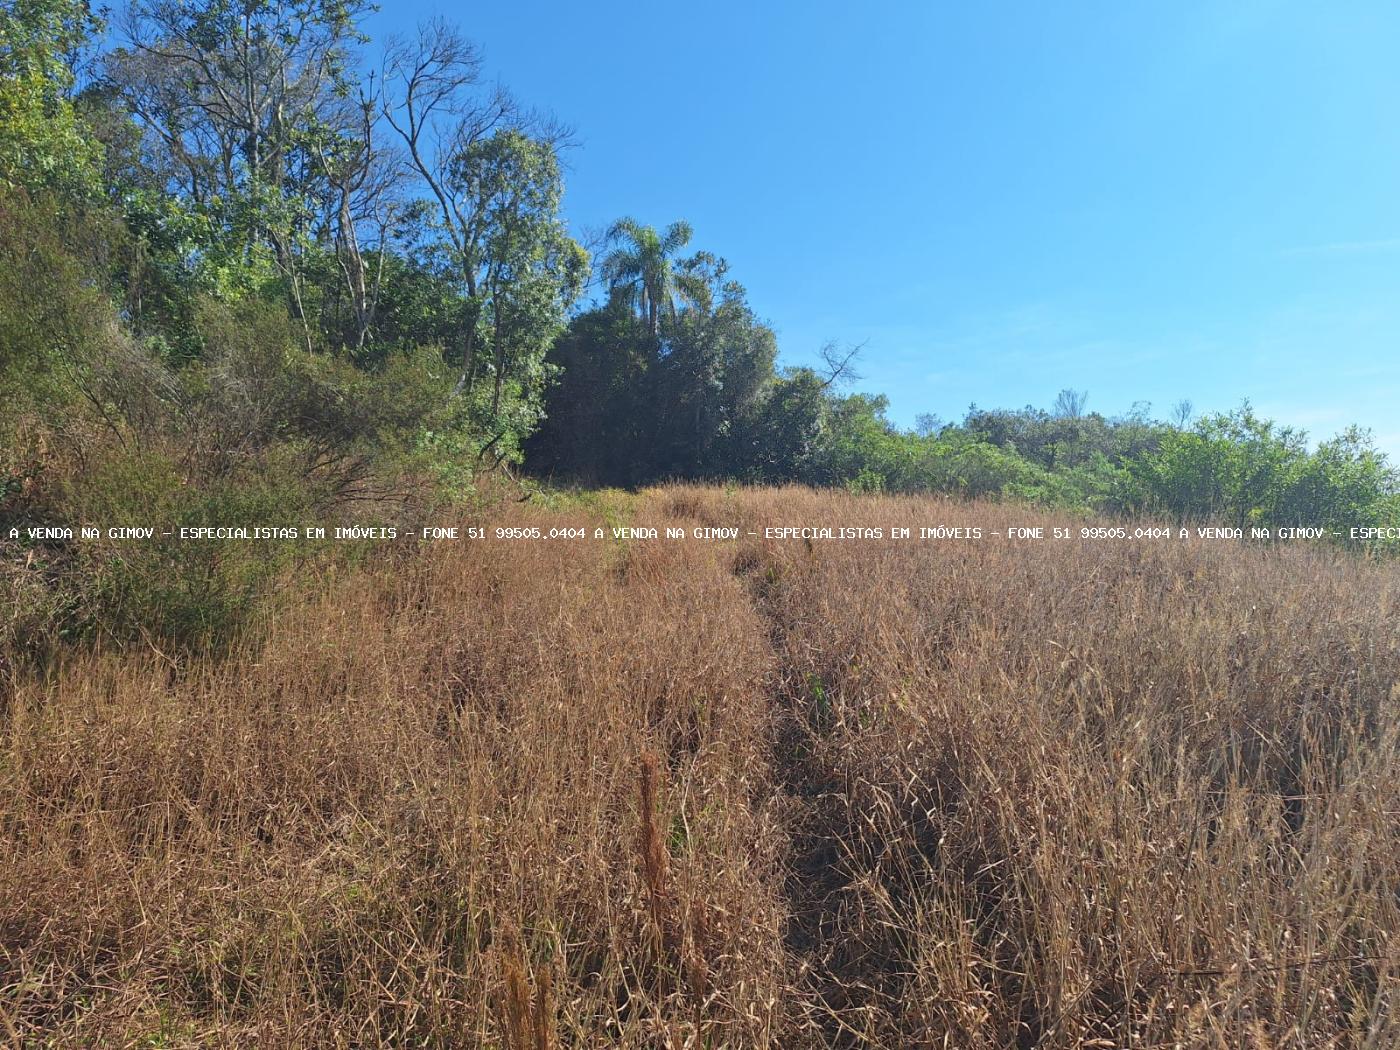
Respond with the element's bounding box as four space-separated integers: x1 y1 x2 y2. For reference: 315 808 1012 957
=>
2 0 1397 655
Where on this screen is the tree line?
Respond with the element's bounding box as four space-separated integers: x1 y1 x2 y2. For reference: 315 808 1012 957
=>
2 0 1397 650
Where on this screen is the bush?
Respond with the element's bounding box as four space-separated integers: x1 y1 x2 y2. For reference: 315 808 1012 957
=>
1123 407 1400 541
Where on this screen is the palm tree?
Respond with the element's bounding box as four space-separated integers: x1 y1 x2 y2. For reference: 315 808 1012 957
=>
600 217 694 335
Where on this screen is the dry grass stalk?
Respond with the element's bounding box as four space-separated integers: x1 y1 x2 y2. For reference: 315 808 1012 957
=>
1 484 1397 1046
637 750 673 950
497 922 554 1050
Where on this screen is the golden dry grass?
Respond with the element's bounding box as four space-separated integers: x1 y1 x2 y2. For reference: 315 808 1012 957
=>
2 485 1398 1047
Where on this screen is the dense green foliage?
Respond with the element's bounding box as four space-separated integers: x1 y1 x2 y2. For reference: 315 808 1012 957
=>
2 0 1397 657
0 0 103 195
0 1 585 653
531 293 1399 541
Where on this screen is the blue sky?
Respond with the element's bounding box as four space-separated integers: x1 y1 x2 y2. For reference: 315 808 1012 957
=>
369 1 1400 450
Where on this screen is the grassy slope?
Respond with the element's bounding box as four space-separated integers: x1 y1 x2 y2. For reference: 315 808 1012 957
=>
2 486 1398 1047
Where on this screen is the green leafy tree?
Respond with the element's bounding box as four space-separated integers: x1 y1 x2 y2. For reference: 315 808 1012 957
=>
729 367 829 482
1284 428 1398 531
454 129 587 430
600 217 695 335
1117 405 1398 533
652 256 776 475
105 0 374 338
0 0 104 195
526 303 654 485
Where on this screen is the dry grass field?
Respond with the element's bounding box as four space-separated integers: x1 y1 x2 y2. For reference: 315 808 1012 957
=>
3 485 1399 1047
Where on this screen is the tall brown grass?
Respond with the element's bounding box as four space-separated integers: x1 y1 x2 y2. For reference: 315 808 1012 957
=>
2 485 1397 1046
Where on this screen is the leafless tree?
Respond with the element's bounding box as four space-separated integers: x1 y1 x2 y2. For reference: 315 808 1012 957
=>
381 20 575 395
381 20 514 392
915 412 943 437
1053 387 1088 418
817 340 864 389
308 80 402 354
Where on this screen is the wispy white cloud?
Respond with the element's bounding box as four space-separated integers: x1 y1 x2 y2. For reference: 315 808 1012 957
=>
1278 237 1400 259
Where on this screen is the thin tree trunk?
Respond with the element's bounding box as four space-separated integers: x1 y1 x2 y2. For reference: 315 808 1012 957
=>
490 290 505 420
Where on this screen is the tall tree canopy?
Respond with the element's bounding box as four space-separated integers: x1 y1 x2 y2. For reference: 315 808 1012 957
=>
0 0 104 195
599 217 694 336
